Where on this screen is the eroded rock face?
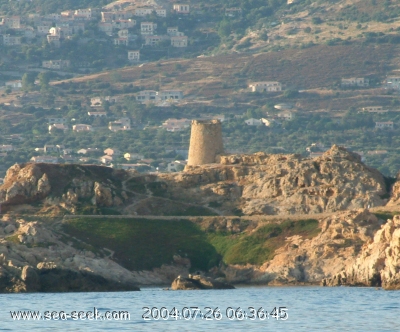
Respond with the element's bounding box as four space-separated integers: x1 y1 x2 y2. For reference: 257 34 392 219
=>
164 145 387 216
0 146 390 217
323 215 400 290
171 275 235 290
218 210 384 286
0 216 140 293
0 163 127 213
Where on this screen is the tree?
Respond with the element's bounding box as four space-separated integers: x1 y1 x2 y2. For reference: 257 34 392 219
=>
38 71 51 90
22 72 36 91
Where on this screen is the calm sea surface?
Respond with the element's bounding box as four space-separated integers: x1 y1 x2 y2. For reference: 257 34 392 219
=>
0 286 398 331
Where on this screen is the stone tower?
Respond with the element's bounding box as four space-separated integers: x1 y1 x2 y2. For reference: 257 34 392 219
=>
187 119 224 165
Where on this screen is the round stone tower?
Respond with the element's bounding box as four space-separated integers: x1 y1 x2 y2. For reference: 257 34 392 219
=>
187 119 224 165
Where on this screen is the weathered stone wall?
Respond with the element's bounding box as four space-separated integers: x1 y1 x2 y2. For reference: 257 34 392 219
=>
187 120 224 165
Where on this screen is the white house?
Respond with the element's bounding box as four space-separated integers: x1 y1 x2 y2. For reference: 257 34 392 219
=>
162 118 191 131
245 118 262 126
109 118 131 131
141 22 157 35
144 35 162 46
5 80 22 90
88 111 107 117
2 34 21 46
31 156 59 163
136 90 158 102
375 121 394 130
249 81 282 92
128 50 140 61
173 4 190 14
167 27 184 36
341 77 369 88
361 106 388 113
155 8 167 17
158 90 183 100
171 36 188 47
124 152 144 161
49 123 68 133
385 76 400 90
134 7 154 17
42 60 70 70
73 124 92 132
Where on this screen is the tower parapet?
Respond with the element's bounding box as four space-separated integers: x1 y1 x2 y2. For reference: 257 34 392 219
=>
187 119 223 165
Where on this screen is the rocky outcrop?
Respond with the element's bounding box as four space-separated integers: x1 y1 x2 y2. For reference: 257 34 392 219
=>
171 274 235 290
0 215 140 293
0 146 389 217
165 145 387 216
214 210 383 286
322 215 400 290
0 163 130 214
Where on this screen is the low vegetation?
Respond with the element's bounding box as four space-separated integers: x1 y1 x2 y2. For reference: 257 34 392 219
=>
208 219 320 265
62 217 320 271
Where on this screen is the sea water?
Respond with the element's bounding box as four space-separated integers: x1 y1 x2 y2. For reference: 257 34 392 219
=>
0 286 398 331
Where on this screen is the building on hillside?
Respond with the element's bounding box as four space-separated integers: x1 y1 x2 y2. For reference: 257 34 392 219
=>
134 7 154 17
249 81 282 92
385 76 400 90
2 34 21 46
173 4 190 14
31 156 58 163
1 16 21 29
124 152 144 161
114 37 128 46
144 35 162 46
171 36 187 47
104 148 121 156
136 90 158 102
375 121 394 130
277 111 293 120
128 50 140 61
0 145 14 152
141 22 157 35
47 117 67 124
361 106 389 113
155 8 167 17
88 111 107 117
245 118 262 126
5 80 22 90
113 19 136 29
161 118 191 132
98 22 113 35
341 77 369 88
109 118 131 131
225 8 242 17
73 124 92 132
42 60 70 70
37 25 51 35
46 34 61 47
100 155 114 164
158 90 183 100
167 27 184 37
48 123 68 133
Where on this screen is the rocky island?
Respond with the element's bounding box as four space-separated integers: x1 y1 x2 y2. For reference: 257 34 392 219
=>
0 145 399 291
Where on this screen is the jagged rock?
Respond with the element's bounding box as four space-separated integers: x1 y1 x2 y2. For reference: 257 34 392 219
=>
323 215 400 290
37 173 51 195
21 266 39 291
171 275 235 290
94 182 113 207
